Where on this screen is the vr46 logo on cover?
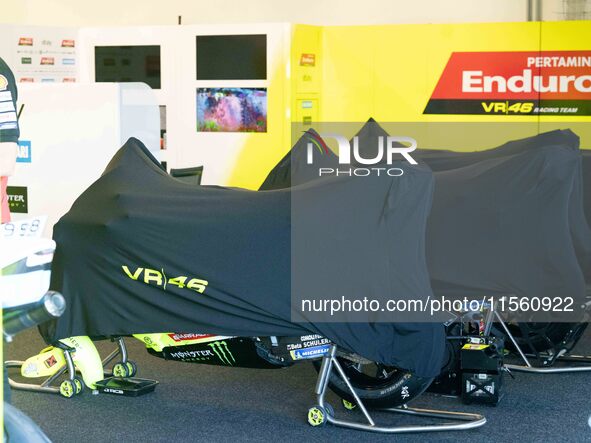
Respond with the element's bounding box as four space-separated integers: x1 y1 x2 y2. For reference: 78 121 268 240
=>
122 266 208 294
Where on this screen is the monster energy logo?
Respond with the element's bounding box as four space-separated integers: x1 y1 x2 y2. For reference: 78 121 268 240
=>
208 341 236 366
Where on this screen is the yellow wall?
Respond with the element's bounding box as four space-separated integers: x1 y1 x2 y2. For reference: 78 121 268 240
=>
229 20 590 188
227 25 323 190
225 56 291 190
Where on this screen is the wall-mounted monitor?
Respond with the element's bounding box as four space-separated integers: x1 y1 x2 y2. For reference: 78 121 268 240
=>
197 87 267 133
95 45 161 89
196 35 266 80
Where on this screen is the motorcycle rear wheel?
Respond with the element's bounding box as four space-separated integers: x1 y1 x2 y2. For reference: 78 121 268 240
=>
313 358 433 409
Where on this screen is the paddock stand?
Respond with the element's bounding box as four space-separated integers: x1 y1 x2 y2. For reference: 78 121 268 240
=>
5 337 136 398
492 310 591 374
308 345 486 433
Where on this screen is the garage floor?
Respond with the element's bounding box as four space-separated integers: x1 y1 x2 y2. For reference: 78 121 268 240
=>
5 329 591 443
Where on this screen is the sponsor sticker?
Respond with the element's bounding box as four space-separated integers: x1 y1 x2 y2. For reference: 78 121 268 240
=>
44 355 58 368
62 78 76 83
61 39 75 47
300 53 316 67
21 57 32 65
168 349 214 360
290 344 331 360
462 344 490 350
62 58 75 65
167 333 216 342
40 57 55 66
6 186 28 214
19 78 34 83
18 37 33 46
424 50 591 116
16 140 31 163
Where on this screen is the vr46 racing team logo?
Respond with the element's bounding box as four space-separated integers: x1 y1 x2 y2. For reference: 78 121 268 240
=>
122 265 208 294
424 51 591 115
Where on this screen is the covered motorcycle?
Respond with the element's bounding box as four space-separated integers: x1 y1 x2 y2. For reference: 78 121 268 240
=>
44 137 444 387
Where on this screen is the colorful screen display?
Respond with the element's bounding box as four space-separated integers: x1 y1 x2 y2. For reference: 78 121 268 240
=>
196 88 267 133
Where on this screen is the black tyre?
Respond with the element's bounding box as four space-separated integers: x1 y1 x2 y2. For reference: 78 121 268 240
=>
125 361 138 377
73 376 85 395
313 359 433 409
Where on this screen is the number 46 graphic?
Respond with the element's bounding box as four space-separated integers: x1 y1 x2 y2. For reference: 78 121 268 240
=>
122 265 208 294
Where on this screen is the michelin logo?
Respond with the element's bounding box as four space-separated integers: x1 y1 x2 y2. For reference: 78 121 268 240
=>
290 344 331 360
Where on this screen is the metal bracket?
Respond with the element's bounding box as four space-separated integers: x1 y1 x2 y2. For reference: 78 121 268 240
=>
313 345 486 433
101 337 130 377
493 310 591 374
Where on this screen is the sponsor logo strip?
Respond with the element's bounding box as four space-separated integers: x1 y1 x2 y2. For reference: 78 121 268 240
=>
424 50 591 116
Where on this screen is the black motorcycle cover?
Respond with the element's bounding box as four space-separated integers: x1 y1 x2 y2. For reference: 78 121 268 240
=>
258 128 339 191
426 145 586 310
413 129 591 284
44 137 444 377
262 121 588 314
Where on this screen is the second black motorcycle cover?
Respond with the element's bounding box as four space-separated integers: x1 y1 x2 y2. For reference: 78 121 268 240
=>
44 137 444 378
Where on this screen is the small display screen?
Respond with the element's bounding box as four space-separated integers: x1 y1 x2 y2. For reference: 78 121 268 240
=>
196 35 266 80
197 87 267 133
95 45 161 89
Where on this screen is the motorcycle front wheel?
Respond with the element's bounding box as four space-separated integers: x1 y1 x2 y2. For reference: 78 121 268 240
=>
313 359 433 409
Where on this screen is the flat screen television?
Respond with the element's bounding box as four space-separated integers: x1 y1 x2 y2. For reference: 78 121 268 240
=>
95 45 161 89
196 35 266 80
196 87 267 133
